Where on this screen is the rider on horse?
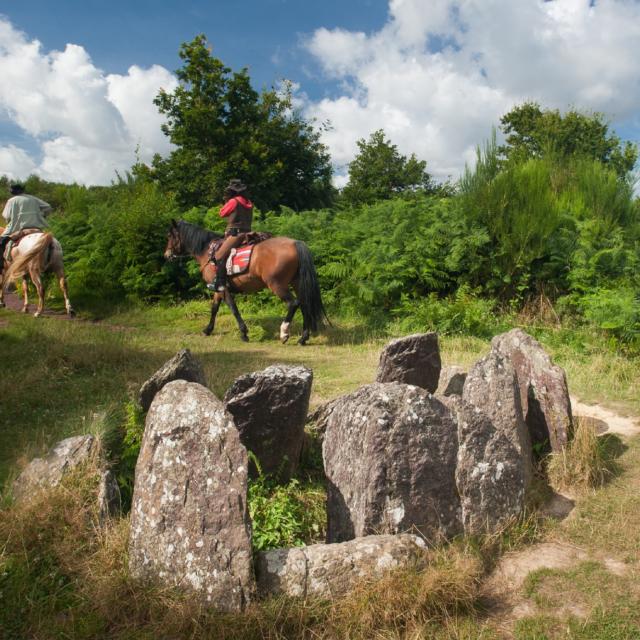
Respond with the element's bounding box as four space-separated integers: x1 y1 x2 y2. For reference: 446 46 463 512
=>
0 183 52 271
207 179 254 293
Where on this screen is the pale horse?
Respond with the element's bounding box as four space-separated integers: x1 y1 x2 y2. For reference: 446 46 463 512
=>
0 229 74 317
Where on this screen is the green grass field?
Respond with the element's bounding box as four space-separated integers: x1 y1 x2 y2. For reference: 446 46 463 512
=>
1 299 639 639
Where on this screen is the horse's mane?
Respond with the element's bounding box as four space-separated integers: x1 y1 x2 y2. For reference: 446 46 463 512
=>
177 220 221 255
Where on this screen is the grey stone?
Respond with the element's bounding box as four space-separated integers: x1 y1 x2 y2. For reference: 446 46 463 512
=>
462 350 532 492
129 381 254 611
138 349 207 411
376 332 441 392
491 329 573 453
444 396 527 534
436 365 467 396
12 434 96 499
224 365 313 479
323 382 462 544
97 470 121 522
256 534 427 599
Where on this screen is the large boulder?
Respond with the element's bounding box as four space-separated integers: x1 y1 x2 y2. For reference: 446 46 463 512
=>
323 382 461 543
376 333 441 392
436 365 467 397
491 329 573 452
129 381 254 611
138 349 207 411
224 365 313 479
444 396 527 534
462 351 532 492
13 434 96 499
256 534 427 599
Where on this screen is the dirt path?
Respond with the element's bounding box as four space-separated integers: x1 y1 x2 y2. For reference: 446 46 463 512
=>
570 396 640 438
0 291 73 319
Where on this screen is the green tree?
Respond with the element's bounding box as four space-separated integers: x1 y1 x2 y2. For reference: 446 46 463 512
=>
499 102 637 179
341 130 432 206
145 35 334 212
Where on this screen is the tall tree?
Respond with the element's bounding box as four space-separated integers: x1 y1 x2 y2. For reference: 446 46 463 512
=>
145 35 334 211
499 102 637 179
341 130 432 206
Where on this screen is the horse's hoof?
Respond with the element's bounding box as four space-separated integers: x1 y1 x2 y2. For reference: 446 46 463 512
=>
33 312 41 318
281 335 290 344
297 338 308 346
67 309 76 317
202 328 212 336
240 334 249 343
21 308 28 314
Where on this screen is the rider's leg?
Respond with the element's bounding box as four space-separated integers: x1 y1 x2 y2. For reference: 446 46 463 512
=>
208 234 242 292
0 235 9 271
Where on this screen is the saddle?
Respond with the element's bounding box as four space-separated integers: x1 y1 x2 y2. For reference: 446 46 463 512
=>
3 228 42 261
208 231 273 275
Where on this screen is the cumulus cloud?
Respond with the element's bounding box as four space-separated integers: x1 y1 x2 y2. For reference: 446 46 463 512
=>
303 0 640 184
0 18 177 185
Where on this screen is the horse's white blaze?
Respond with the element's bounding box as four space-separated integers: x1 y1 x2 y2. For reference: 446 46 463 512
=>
280 321 291 340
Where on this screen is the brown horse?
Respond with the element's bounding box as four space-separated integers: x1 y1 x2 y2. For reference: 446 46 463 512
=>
163 219 327 344
0 229 74 317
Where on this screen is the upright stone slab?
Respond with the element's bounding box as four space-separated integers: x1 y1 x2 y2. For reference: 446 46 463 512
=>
138 348 207 411
323 382 461 543
462 351 532 491
129 381 254 611
491 329 573 452
256 534 427 599
13 435 96 499
444 396 527 534
376 333 441 392
224 365 312 478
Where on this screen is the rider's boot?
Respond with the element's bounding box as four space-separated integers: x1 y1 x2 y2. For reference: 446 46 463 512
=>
207 257 228 292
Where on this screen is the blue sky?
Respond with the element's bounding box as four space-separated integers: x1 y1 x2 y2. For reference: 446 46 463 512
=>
1 1 639 187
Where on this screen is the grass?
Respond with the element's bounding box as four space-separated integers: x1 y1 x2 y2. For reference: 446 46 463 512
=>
1 298 640 638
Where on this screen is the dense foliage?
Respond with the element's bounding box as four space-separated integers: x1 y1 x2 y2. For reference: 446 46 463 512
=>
140 35 334 212
341 129 433 205
2 98 638 346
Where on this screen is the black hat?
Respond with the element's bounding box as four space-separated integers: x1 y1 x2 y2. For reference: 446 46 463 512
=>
225 179 247 194
9 182 25 195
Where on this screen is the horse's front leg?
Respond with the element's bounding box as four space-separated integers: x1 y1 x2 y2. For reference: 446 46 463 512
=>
58 274 74 317
203 292 223 336
224 290 249 342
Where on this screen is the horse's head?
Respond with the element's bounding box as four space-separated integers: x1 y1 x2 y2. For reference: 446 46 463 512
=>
164 219 183 260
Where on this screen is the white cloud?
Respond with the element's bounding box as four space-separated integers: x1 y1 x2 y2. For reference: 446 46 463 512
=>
0 144 37 178
0 18 177 185
303 0 640 184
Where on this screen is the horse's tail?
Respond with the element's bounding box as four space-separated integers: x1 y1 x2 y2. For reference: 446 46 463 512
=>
3 233 53 286
295 240 330 333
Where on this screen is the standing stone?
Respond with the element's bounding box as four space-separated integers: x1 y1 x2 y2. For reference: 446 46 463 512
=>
376 333 441 392
436 365 467 397
256 534 427 599
138 349 207 411
444 396 527 534
97 470 121 522
224 365 313 479
129 381 254 611
491 329 573 452
323 382 461 544
12 434 96 499
462 351 532 491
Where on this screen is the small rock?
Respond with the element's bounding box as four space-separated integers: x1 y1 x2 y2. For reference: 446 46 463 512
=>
138 349 207 411
97 469 121 522
13 435 96 499
376 332 441 392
